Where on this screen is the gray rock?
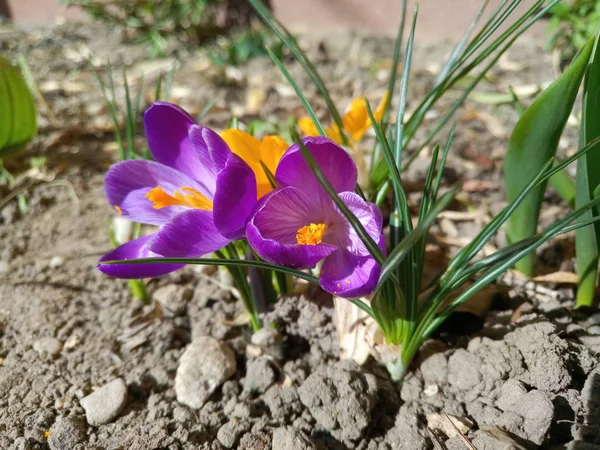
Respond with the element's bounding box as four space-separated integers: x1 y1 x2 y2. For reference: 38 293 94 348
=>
272 427 316 450
217 419 251 448
243 358 275 395
33 337 62 357
567 442 600 450
153 284 192 316
175 336 237 409
48 416 86 450
298 361 377 441
10 437 30 450
80 379 128 426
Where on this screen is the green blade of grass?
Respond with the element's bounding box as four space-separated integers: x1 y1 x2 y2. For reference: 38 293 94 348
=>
378 186 460 287
102 256 320 284
267 47 327 137
249 0 349 146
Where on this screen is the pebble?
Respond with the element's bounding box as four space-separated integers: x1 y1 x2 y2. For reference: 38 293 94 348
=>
271 427 317 450
175 336 237 409
47 416 86 450
33 337 63 357
48 256 64 269
80 379 128 426
10 437 30 450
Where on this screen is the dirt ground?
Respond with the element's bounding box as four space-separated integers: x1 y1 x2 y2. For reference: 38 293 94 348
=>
0 18 599 450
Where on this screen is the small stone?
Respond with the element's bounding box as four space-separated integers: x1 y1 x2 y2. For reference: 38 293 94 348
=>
272 427 317 450
47 416 86 450
80 379 128 426
153 284 192 316
10 437 30 450
175 336 237 409
472 428 528 450
243 358 275 395
0 261 9 274
33 337 63 357
49 256 64 268
217 419 251 448
172 406 193 423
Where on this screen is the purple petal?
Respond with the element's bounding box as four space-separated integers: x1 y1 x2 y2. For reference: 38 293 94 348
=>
145 103 230 192
246 187 337 269
105 160 206 226
213 153 258 240
148 209 230 257
333 192 385 255
98 234 184 279
320 249 381 298
275 137 358 197
188 124 231 195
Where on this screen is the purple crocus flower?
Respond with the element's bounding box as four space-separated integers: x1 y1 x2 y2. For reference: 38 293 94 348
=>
246 137 385 298
98 102 232 278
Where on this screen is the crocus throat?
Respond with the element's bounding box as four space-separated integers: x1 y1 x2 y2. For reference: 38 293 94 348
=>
146 186 213 210
296 223 327 246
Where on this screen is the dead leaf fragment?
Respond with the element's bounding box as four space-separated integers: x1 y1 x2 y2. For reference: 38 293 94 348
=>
426 412 474 438
532 271 579 284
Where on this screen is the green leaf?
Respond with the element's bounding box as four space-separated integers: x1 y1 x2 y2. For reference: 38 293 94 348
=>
504 36 594 276
0 55 37 154
549 164 576 208
575 31 600 308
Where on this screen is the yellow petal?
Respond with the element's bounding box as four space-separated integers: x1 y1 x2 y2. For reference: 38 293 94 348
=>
221 128 262 165
325 124 345 146
260 135 289 176
298 117 320 137
342 97 370 142
342 92 389 142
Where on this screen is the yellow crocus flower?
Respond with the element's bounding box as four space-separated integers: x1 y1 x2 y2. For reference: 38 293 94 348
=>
221 129 289 198
298 92 389 145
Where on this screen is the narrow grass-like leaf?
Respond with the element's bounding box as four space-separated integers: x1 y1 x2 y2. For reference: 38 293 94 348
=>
103 256 320 284
268 47 327 137
378 186 459 286
249 0 349 146
123 66 135 160
504 37 593 276
382 0 407 124
575 32 600 308
394 5 418 168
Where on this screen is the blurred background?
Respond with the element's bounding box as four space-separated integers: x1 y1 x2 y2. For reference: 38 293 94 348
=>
1 0 544 43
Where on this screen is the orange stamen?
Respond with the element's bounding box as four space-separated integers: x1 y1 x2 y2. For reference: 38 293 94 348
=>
146 186 213 211
296 223 327 246
114 205 123 214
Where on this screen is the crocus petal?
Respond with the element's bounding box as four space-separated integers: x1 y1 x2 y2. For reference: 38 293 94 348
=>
145 103 229 194
275 137 357 198
333 191 385 256
105 159 206 226
187 124 231 196
213 153 258 240
98 234 184 279
342 92 389 142
320 248 380 298
298 117 320 137
148 209 230 258
246 187 337 269
259 135 289 182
